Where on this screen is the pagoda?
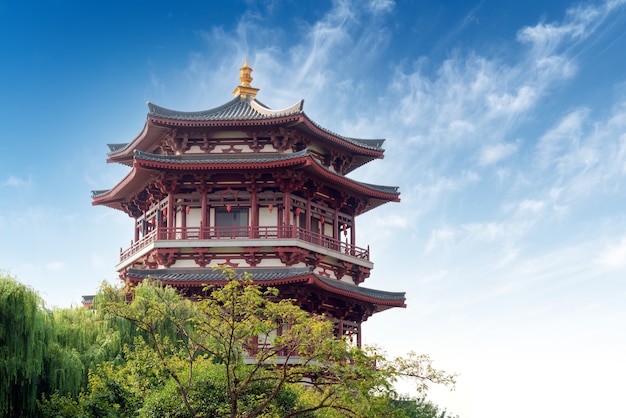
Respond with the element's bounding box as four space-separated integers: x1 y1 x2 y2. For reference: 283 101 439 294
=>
92 61 405 346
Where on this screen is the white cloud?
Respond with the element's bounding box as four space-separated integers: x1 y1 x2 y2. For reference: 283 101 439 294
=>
2 176 31 187
528 98 626 203
367 0 395 14
479 141 519 166
486 86 537 116
535 108 588 169
597 237 626 268
425 226 456 254
517 1 613 54
517 199 545 213
463 222 511 243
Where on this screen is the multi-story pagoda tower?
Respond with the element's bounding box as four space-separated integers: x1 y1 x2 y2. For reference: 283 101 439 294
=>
92 61 405 346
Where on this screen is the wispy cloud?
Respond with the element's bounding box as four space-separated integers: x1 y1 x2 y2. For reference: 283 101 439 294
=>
596 236 626 268
425 225 456 254
535 108 588 169
479 141 519 166
2 175 31 187
367 0 395 14
163 0 626 314
531 98 626 202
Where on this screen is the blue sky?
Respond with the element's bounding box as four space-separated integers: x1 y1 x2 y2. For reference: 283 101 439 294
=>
2 1 626 416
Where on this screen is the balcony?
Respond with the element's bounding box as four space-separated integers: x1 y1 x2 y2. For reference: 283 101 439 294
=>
120 225 370 263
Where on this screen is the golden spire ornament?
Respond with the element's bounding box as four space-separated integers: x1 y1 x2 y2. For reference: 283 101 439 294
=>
232 59 260 98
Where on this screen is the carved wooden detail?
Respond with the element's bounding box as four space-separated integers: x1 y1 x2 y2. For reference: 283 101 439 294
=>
192 249 212 267
249 132 266 152
142 254 158 269
160 129 191 154
153 249 179 268
352 266 370 285
242 247 262 267
276 247 308 266
221 144 243 153
268 127 297 153
275 171 304 193
200 132 215 152
332 264 346 281
154 173 179 194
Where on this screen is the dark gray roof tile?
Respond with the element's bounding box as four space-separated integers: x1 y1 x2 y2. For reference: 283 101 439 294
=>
91 189 111 198
107 143 129 153
134 149 310 165
127 267 406 302
147 97 304 121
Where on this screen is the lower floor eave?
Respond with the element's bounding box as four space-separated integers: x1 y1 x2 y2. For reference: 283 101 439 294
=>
125 266 406 311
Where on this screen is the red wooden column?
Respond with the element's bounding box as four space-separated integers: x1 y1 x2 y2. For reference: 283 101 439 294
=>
276 174 303 238
156 176 178 240
333 207 339 241
303 186 317 237
141 211 147 238
181 202 187 239
167 193 175 239
305 198 311 232
350 214 356 254
134 217 140 243
156 207 163 239
200 184 208 238
284 190 291 236
250 183 258 238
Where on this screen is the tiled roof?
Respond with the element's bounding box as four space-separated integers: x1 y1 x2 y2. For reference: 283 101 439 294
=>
304 116 385 151
91 189 110 198
107 143 128 153
352 181 400 194
132 149 400 199
315 275 406 302
126 266 406 303
145 98 385 152
134 148 310 165
147 97 304 121
128 266 312 283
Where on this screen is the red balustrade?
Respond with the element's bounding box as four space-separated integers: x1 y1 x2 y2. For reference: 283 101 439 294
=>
120 225 369 262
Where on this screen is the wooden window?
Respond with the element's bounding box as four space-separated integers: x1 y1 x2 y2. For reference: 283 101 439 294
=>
215 207 248 237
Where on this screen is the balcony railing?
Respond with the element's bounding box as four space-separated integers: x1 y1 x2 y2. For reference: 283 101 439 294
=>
120 225 369 262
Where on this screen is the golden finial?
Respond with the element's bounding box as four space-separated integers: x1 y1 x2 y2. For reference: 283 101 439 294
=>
233 59 259 99
239 59 252 87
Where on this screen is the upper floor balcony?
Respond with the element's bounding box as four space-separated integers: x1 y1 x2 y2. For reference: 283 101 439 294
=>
117 224 371 270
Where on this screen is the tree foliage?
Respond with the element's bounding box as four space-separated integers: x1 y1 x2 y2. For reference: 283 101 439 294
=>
1 269 458 418
0 271 134 417
96 267 457 417
1 272 50 417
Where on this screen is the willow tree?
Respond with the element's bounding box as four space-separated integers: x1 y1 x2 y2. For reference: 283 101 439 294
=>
44 300 136 396
1 272 138 417
1 272 52 417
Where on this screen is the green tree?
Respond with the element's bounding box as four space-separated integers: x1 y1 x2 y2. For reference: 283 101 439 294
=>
1 271 50 417
100 268 457 417
1 271 137 417
390 397 459 418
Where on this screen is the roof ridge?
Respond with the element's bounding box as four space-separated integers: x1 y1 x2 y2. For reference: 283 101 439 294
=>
302 112 386 151
125 267 405 303
147 97 242 118
147 96 303 121
133 148 311 162
249 98 304 116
